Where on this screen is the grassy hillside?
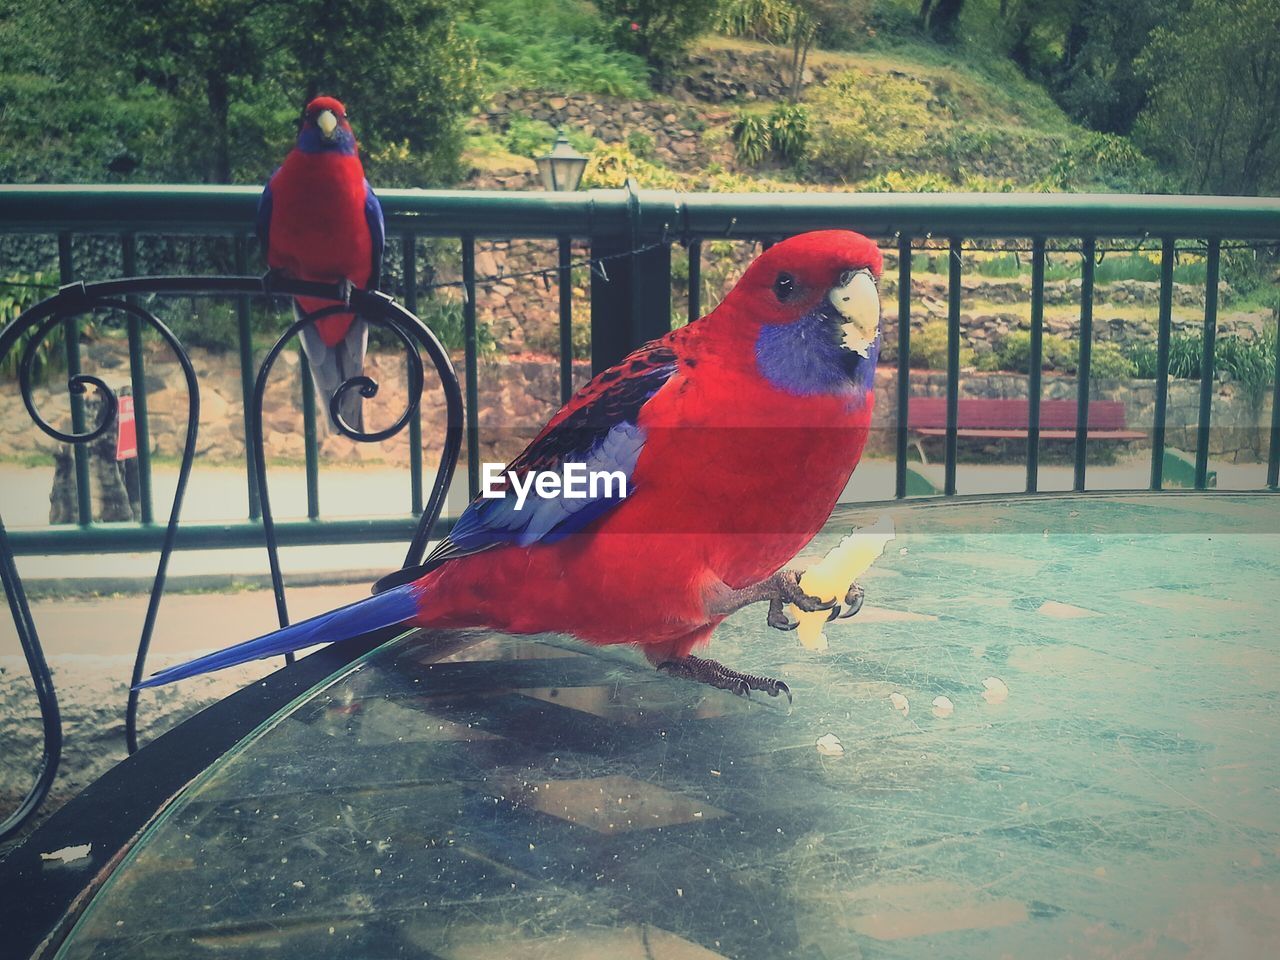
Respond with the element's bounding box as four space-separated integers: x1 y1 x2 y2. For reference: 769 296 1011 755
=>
466 20 1160 195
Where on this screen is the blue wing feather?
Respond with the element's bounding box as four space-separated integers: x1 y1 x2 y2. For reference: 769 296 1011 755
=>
439 355 675 559
364 180 385 289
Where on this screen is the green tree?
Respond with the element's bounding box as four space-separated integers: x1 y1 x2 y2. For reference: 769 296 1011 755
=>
595 0 721 71
1053 0 1167 135
1136 0 1280 194
94 0 271 183
274 0 481 187
918 0 964 41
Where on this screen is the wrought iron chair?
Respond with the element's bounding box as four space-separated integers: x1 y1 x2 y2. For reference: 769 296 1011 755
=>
0 275 463 840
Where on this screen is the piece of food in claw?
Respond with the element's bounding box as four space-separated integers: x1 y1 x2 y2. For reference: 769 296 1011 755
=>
981 676 1009 704
791 514 896 651
815 733 845 757
829 267 881 358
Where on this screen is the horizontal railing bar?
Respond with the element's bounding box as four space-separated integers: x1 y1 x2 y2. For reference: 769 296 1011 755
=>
5 516 458 556
3 187 1279 239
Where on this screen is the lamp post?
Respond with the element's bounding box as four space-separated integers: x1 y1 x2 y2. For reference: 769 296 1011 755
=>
536 131 588 193
536 131 587 406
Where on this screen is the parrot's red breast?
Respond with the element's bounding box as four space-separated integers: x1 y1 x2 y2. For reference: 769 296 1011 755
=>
263 97 378 346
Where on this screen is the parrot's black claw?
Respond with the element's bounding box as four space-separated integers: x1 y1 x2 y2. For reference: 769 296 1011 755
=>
776 569 837 614
836 582 865 620
657 655 793 706
767 597 799 631
334 277 354 306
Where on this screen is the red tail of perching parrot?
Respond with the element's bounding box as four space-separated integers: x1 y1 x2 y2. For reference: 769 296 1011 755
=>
139 231 884 700
256 96 385 432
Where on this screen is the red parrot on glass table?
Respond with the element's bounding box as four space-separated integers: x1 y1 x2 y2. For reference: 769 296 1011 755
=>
139 230 884 701
257 95 384 432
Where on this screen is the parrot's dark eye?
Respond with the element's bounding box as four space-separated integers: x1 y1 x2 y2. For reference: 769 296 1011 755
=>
773 272 796 302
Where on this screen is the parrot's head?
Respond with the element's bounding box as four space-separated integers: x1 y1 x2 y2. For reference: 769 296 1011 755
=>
723 229 884 399
296 96 358 156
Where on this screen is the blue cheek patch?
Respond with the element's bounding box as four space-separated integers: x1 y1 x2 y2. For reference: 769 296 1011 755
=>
755 306 879 400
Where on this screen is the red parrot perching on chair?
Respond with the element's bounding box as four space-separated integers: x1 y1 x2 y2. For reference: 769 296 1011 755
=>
257 96 384 432
140 230 884 702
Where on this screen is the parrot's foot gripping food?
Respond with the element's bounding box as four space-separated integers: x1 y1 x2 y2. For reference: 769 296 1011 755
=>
656 655 792 705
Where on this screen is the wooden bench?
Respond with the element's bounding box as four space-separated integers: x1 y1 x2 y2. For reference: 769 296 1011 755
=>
903 397 1151 494
908 397 1146 446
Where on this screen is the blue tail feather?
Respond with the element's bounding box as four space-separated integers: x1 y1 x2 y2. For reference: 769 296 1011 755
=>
134 583 419 689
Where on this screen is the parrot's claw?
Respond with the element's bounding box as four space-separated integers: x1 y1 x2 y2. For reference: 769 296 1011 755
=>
657 655 793 706
835 582 865 620
767 598 799 631
776 569 838 614
334 277 354 306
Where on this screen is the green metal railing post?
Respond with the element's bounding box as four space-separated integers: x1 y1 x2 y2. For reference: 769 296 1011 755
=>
894 235 911 499
1269 318 1280 490
57 233 91 526
945 238 961 496
1026 238 1045 493
299 353 320 519
558 235 573 405
590 180 671 373
234 237 262 519
1074 238 1095 492
1195 238 1221 489
121 233 154 524
403 232 424 515
687 239 702 325
1150 238 1175 490
462 235 480 499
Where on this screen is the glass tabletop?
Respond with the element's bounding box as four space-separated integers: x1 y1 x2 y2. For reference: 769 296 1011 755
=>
55 494 1280 959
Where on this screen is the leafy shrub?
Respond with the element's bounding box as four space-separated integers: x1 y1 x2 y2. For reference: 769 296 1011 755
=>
1125 330 1277 398
501 116 597 159
768 104 810 163
986 330 1077 373
596 0 722 69
714 0 800 42
415 298 496 355
463 0 650 97
0 272 66 383
732 112 772 166
805 71 932 176
1043 132 1164 192
861 170 953 192
910 321 973 369
732 104 810 166
1088 342 1138 379
626 130 656 158
581 144 684 188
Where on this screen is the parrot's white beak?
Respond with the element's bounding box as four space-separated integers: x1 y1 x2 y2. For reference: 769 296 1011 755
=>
316 110 338 139
829 268 881 358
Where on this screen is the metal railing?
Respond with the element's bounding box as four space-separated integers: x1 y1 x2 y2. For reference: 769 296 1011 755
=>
2 184 1280 838
0 273 462 840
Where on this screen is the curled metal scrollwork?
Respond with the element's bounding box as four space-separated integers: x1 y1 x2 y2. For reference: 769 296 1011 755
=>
290 302 429 443
17 312 118 445
0 287 201 839
251 284 462 635
0 274 463 842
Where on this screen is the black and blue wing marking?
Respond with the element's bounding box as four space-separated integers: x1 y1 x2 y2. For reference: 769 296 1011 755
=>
425 343 678 567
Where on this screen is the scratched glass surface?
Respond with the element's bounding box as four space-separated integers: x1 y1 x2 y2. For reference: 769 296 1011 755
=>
55 495 1280 959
